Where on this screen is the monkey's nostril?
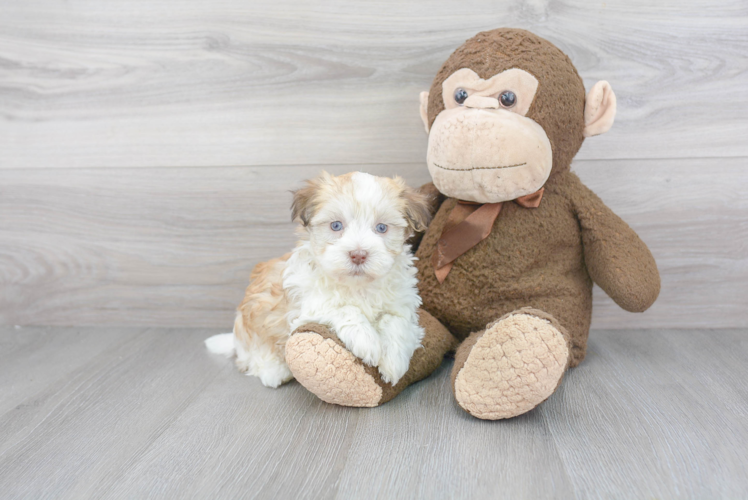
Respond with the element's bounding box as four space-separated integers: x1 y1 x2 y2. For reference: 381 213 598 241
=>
349 250 368 265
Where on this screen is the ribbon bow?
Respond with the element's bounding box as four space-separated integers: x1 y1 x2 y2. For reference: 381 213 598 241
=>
432 188 544 283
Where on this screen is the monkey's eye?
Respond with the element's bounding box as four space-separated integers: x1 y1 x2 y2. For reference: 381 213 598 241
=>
330 221 343 231
375 223 388 234
499 91 517 108
454 88 468 105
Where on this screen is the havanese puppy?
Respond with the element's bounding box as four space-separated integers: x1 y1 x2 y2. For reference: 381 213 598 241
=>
205 171 431 388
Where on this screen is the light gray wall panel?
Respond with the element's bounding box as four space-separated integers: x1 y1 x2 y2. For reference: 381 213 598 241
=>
1 158 744 328
0 0 746 168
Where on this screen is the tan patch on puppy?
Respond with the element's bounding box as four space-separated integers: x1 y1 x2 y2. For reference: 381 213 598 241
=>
234 254 292 371
393 177 432 234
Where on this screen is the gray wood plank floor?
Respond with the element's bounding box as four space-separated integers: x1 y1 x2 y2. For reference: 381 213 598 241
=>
1 326 746 499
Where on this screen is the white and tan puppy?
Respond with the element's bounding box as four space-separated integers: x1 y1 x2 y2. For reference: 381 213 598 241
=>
205 171 431 388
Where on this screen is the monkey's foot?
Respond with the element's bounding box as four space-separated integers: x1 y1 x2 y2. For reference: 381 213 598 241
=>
286 311 455 408
285 325 383 407
451 308 570 420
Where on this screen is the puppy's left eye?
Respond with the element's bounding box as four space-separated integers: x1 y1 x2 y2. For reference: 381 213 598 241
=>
375 223 388 234
330 221 343 231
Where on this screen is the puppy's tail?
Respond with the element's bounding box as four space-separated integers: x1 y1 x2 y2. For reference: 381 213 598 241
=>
205 333 236 357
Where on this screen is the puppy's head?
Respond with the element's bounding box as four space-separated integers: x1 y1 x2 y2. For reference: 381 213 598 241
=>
291 171 431 281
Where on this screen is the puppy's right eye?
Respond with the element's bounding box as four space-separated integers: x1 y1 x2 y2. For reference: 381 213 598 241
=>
330 221 343 231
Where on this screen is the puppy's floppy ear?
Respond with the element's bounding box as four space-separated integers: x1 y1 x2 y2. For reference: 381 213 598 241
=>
291 185 315 226
291 177 322 227
291 171 337 226
398 180 432 234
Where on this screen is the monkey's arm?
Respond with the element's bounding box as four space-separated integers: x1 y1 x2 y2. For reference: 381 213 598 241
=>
408 182 447 251
569 175 660 312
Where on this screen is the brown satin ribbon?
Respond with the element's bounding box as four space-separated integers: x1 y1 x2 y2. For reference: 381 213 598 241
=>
432 188 545 283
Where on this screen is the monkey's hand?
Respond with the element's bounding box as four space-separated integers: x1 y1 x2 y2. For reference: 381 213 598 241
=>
570 175 660 312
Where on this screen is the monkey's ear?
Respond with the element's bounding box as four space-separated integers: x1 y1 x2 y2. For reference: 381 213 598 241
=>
583 81 617 137
419 91 430 133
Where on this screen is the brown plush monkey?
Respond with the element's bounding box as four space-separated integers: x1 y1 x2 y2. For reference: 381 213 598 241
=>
284 28 660 419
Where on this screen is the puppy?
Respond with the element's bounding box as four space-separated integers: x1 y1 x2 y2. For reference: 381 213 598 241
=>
205 171 432 388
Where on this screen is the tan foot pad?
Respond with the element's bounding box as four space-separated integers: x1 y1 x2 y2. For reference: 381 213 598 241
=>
285 332 382 407
454 313 569 420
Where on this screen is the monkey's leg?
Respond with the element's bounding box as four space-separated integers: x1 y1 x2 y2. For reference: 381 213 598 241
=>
285 309 456 407
451 307 572 420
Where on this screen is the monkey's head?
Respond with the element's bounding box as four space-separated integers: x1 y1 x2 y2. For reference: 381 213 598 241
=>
420 28 616 203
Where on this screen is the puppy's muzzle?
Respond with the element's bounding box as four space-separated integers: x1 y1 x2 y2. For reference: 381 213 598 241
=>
349 250 368 265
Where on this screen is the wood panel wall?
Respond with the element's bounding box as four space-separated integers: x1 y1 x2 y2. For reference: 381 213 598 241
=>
1 0 746 328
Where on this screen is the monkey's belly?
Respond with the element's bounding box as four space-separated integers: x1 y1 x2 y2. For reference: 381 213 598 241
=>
417 258 592 343
415 199 592 345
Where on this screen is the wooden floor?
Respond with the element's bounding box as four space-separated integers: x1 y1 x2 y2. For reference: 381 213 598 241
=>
1 326 746 499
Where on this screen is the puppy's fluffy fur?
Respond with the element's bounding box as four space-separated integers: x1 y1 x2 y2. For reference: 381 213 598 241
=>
205 171 431 388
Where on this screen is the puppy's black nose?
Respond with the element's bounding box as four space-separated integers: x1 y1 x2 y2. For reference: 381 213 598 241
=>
349 250 368 265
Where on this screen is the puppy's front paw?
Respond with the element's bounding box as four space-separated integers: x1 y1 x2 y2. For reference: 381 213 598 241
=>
339 326 381 366
377 350 410 386
257 362 294 389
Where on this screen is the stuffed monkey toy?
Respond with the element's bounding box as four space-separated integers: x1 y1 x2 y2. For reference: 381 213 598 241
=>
284 28 660 419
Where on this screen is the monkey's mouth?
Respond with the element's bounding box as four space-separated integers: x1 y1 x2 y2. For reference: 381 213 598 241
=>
433 162 526 172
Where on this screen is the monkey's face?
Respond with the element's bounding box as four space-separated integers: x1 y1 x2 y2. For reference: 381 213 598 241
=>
425 68 552 203
420 29 617 203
